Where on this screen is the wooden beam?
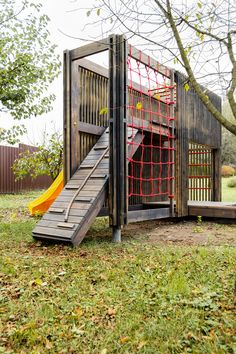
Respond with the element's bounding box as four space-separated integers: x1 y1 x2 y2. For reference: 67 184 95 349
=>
78 58 109 78
70 38 109 61
128 208 170 222
188 201 236 219
127 116 172 137
78 122 106 136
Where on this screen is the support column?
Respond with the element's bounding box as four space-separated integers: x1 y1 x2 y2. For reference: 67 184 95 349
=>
63 50 71 185
108 34 127 242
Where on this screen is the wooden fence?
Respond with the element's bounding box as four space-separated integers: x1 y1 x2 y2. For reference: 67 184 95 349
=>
0 144 51 194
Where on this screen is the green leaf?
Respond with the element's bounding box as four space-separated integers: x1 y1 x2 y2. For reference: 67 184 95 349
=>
184 83 190 92
86 10 91 17
97 8 101 16
197 2 202 8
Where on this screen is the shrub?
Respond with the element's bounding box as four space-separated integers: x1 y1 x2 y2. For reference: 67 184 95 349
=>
221 165 235 177
227 177 236 188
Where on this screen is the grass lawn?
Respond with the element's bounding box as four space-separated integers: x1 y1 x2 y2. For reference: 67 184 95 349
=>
0 190 43 209
0 192 236 353
222 177 236 202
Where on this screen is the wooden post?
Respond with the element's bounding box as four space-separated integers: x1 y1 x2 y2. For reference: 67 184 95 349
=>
175 72 189 216
169 70 175 216
108 34 127 242
63 50 71 185
212 148 222 201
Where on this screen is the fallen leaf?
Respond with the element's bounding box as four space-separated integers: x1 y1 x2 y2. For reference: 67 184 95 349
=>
137 340 146 349
107 308 116 316
100 350 107 354
120 336 129 344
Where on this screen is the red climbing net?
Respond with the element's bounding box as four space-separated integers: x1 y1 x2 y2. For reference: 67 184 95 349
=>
127 45 175 200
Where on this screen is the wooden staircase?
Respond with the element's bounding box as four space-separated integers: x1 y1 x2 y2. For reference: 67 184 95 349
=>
32 128 142 245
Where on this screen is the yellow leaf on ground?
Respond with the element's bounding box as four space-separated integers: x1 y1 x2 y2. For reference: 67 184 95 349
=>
120 336 129 344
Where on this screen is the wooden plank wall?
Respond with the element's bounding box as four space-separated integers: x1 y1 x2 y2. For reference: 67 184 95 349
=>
175 71 222 215
175 71 221 148
63 57 109 183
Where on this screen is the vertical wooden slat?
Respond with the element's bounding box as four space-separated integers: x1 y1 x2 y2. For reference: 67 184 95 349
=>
71 60 80 175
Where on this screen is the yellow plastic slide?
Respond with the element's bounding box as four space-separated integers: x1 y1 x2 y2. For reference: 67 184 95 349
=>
29 170 64 216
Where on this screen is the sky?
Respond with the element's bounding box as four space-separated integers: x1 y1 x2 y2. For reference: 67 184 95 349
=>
2 0 107 145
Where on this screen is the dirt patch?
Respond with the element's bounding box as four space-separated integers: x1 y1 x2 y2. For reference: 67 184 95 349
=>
124 219 236 246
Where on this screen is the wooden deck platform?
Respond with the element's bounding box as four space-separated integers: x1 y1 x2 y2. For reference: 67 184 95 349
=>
188 201 236 219
143 200 236 220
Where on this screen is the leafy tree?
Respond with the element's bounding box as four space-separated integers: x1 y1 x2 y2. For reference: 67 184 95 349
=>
84 0 236 135
12 132 63 181
0 0 61 144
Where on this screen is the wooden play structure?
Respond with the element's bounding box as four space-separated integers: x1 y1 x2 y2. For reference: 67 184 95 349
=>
32 35 236 245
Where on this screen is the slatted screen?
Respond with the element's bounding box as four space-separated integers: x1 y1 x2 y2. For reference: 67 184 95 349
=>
188 143 213 201
78 66 108 164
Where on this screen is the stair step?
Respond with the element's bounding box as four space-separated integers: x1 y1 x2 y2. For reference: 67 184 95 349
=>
65 185 79 190
79 164 94 169
49 208 65 214
94 145 108 150
75 197 93 203
90 174 107 179
57 222 75 229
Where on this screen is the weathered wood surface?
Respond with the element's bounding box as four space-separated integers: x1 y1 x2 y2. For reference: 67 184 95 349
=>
70 38 109 61
33 128 143 245
175 72 221 148
128 207 170 222
33 129 110 245
188 201 236 219
109 34 127 229
63 50 71 185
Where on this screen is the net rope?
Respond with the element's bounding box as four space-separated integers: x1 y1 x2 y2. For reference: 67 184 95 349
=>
127 46 175 199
